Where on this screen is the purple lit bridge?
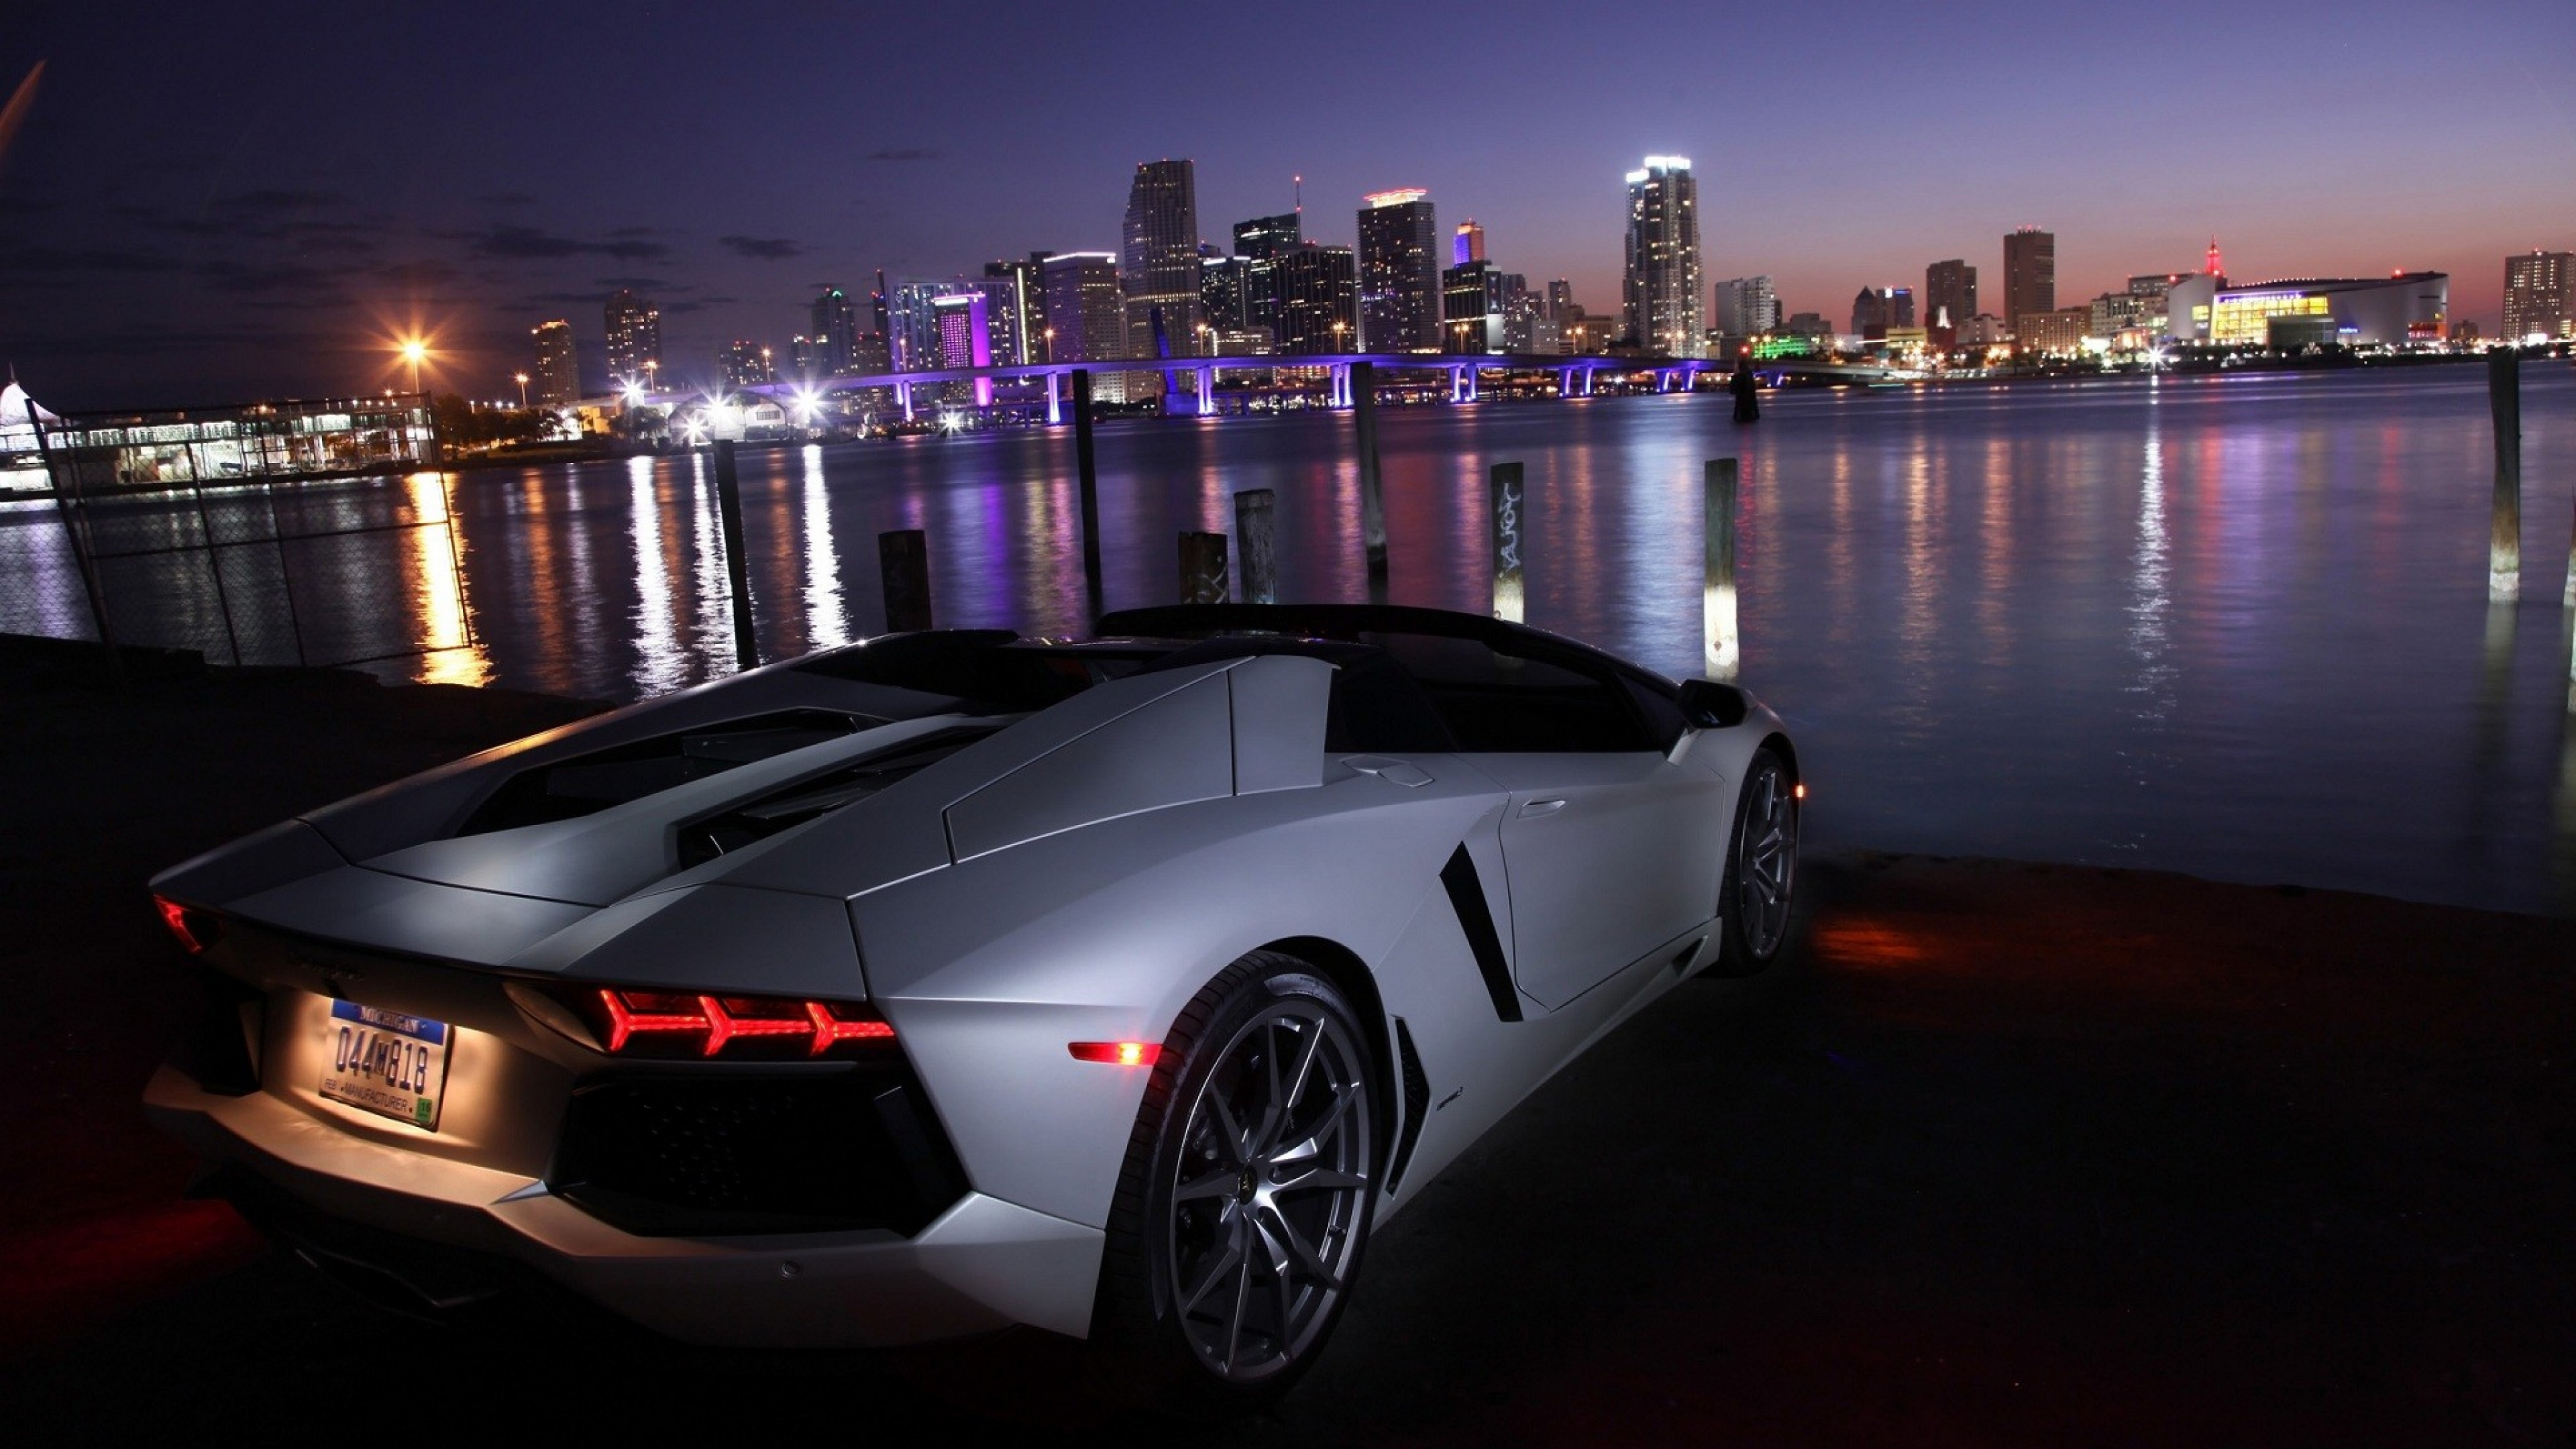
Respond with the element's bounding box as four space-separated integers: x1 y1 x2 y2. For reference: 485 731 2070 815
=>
688 351 1890 423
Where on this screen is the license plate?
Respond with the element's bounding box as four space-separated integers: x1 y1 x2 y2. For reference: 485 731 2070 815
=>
320 1000 450 1131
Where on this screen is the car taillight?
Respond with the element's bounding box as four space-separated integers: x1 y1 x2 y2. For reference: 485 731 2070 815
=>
154 895 222 955
568 987 894 1060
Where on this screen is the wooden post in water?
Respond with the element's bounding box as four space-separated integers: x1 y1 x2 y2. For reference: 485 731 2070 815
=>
1234 488 1278 604
1489 461 1525 623
1179 531 1229 604
712 439 759 672
2564 496 2575 612
1073 368 1104 616
1705 458 1740 682
2490 349 2521 601
878 529 934 632
1352 360 1387 601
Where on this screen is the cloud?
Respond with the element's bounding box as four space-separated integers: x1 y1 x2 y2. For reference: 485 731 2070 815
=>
380 259 464 288
718 235 800 260
482 191 536 207
215 188 355 211
0 244 184 274
462 225 667 261
596 274 688 292
197 258 365 293
867 147 940 162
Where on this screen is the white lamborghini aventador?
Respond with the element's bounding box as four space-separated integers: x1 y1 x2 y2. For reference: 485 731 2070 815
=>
144 602 1800 1410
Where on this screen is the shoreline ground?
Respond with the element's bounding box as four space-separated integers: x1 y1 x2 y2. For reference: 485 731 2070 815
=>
1 639 2567 1444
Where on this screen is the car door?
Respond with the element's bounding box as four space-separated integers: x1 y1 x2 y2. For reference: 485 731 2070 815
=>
1424 648 1724 1010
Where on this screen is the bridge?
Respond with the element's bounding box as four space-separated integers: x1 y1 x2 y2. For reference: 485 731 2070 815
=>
656 351 1894 424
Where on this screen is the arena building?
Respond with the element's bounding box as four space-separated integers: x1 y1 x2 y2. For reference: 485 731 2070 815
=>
2173 272 2449 347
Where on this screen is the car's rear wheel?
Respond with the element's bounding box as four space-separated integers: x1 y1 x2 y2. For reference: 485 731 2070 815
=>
1710 747 1797 975
1091 951 1378 1415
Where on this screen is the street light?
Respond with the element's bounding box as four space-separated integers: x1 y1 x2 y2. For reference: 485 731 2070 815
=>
397 337 429 395
1333 319 1347 354
513 372 530 409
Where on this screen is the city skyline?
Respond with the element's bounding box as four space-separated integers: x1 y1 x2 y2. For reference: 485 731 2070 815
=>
0 0 2569 405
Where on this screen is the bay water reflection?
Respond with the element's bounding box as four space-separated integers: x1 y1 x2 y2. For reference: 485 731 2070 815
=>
7 366 2572 914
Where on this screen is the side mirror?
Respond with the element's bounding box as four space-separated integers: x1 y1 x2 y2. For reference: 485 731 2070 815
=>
1678 679 1750 729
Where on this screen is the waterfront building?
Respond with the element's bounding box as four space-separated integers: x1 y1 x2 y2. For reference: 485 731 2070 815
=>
1924 260 1975 342
1505 286 1556 353
1202 253 1254 334
1454 220 1485 267
2003 227 2056 333
531 319 580 406
1122 159 1204 359
930 293 991 370
603 290 661 385
2089 292 2155 339
1442 259 1504 353
1715 276 1780 343
716 340 773 388
2165 273 2218 343
1232 213 1301 344
1547 279 1576 320
788 336 822 380
887 281 952 372
1886 287 1915 329
1851 287 1889 339
1622 156 1705 358
2504 251 2573 342
984 255 1049 364
1358 190 1440 352
1275 244 1358 354
809 287 860 376
1963 313 2011 346
1041 251 1128 398
2204 273 2449 347
2016 306 2089 358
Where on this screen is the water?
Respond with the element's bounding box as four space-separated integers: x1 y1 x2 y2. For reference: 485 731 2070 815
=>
7 366 2574 915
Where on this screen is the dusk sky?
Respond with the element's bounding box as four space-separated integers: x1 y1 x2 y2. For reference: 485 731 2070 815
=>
1 0 2569 409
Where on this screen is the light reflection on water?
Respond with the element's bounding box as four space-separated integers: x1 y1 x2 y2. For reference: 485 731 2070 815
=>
5 368 2574 916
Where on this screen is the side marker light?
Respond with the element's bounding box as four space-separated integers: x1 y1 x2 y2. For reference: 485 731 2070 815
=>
1069 1041 1161 1067
1794 783 1807 800
154 895 216 954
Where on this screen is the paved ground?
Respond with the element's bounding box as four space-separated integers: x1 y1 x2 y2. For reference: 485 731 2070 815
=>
2 641 2569 1445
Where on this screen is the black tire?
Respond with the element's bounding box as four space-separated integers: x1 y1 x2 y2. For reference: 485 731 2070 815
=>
1708 747 1798 976
1087 950 1379 1417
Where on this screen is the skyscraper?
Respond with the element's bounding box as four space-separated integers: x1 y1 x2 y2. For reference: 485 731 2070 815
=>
603 290 661 384
1042 252 1128 400
1232 212 1303 345
1924 260 1976 337
1122 160 1204 359
1851 288 1889 338
1622 156 1704 358
1275 245 1358 354
1442 259 1501 353
1356 190 1440 352
530 319 580 406
2504 251 2573 341
1886 287 1916 329
1454 220 1485 267
984 254 1049 364
1201 254 1254 333
1715 276 1780 341
810 286 860 376
716 340 773 388
2003 228 2056 331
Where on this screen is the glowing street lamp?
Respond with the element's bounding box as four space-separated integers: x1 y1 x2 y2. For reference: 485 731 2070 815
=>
1332 319 1347 354
397 337 430 395
642 359 659 396
513 371 531 409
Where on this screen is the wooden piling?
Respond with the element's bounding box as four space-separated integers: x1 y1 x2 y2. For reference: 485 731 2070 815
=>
1489 461 1525 623
878 529 934 633
1234 488 1278 604
1073 368 1104 616
2564 496 2575 612
2490 349 2520 601
712 439 759 672
1352 360 1387 601
1705 458 1739 682
1179 531 1230 604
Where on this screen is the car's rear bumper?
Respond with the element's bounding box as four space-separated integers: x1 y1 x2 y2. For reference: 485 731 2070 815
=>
145 1062 1104 1347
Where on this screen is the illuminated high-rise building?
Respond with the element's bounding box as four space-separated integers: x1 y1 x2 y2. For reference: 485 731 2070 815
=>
809 286 859 376
1122 159 1204 358
603 290 661 385
1851 287 1889 338
2504 251 2573 342
1232 213 1302 343
1042 251 1128 400
984 254 1048 364
1546 279 1577 320
1924 260 1976 338
1454 219 1485 267
1275 244 1358 354
530 319 580 406
1357 189 1440 352
1622 156 1703 357
2003 227 2056 331
1886 287 1915 329
1442 260 1502 353
716 340 773 388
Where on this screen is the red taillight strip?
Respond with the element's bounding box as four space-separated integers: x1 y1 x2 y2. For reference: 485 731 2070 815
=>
808 1001 896 1054
1069 1041 1161 1067
593 988 891 1057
